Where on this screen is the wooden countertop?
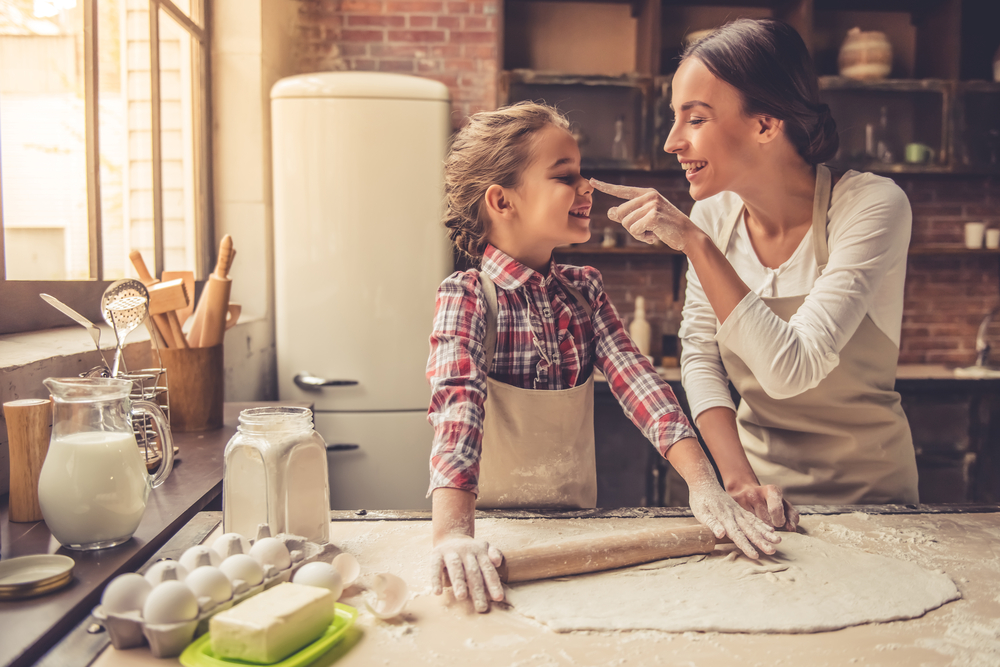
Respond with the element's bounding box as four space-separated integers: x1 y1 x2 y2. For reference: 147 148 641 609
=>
0 402 307 667
77 505 1000 667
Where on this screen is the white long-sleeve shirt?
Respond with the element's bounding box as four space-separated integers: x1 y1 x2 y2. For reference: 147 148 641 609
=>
679 170 911 420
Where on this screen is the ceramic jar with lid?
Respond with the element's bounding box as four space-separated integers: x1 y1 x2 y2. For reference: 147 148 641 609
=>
222 407 330 544
838 28 892 81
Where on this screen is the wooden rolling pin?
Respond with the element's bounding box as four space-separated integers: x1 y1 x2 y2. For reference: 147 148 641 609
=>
448 524 715 585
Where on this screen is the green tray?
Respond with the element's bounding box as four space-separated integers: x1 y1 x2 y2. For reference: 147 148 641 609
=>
180 603 358 667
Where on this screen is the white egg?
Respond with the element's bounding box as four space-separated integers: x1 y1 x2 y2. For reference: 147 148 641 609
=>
212 532 250 560
364 572 409 620
184 566 233 607
332 553 361 587
101 573 153 614
219 554 264 587
142 580 199 625
180 545 222 572
292 562 343 600
249 537 291 571
144 559 189 586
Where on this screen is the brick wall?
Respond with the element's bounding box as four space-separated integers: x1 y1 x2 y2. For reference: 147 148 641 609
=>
293 4 1000 366
294 0 499 124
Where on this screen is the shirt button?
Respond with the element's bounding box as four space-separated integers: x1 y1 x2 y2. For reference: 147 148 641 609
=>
542 308 552 317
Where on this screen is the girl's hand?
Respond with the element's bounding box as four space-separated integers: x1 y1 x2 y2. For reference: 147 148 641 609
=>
590 178 697 251
686 474 782 560
729 482 800 532
430 534 505 613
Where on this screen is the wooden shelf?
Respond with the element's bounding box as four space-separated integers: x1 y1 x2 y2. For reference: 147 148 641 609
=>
555 244 682 256
908 245 1000 256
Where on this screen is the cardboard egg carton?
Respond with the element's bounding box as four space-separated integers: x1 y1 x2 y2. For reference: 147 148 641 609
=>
93 526 338 658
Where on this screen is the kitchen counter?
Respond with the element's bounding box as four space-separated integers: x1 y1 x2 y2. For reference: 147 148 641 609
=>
66 505 1000 667
0 401 309 667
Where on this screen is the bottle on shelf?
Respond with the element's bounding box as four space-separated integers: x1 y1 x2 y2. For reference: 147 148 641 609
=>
628 296 652 361
661 296 681 368
865 106 894 164
611 115 629 161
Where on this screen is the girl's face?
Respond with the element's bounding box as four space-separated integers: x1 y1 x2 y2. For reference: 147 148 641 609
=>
664 58 763 201
508 124 593 253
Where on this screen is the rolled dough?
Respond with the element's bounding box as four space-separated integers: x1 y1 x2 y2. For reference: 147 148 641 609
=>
504 532 960 633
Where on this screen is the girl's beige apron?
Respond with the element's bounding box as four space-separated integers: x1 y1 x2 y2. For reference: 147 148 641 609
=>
475 274 598 509
716 165 919 505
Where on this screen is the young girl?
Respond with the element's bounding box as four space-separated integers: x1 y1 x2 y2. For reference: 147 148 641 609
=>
426 101 779 613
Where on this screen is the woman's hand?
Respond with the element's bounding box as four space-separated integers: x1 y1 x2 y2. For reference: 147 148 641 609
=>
430 534 505 613
728 482 800 532
687 473 782 560
590 178 698 251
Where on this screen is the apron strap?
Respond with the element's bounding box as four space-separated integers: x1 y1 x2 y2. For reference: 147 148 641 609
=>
479 272 500 371
811 164 833 270
477 270 594 371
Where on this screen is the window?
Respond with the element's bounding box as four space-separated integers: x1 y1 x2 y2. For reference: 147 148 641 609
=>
0 0 212 334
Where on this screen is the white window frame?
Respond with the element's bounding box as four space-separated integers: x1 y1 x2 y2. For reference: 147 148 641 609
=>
0 0 213 335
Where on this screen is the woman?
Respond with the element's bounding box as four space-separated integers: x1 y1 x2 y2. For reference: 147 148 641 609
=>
592 18 919 530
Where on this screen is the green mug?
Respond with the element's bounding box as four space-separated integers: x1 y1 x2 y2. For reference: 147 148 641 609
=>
905 143 935 164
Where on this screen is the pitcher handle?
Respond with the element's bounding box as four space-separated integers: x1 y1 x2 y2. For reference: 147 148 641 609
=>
132 399 175 488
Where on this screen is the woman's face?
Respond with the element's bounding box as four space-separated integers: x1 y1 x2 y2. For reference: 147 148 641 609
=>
664 58 763 201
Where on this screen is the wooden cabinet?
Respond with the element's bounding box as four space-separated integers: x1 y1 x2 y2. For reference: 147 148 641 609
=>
500 0 1000 175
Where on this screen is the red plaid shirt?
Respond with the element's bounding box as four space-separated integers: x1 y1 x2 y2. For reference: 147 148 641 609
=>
426 245 696 496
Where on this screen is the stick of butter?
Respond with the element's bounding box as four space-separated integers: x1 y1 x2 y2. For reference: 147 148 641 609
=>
209 581 334 663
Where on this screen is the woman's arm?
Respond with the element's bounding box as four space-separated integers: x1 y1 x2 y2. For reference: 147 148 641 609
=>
592 176 911 400
695 407 799 531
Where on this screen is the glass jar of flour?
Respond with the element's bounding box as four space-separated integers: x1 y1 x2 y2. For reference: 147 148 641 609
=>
223 407 330 544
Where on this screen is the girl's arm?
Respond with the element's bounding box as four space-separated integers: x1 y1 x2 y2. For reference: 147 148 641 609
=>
425 272 504 612
430 487 504 612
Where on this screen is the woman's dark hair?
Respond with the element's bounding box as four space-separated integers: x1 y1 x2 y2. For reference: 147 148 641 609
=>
683 18 838 165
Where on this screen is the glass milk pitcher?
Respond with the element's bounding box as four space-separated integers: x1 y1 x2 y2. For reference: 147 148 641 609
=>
37 377 174 550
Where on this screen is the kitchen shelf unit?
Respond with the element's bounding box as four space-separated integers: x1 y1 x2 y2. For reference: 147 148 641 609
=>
500 0 1000 175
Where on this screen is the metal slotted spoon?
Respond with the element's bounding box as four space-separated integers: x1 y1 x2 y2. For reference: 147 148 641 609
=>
101 279 150 377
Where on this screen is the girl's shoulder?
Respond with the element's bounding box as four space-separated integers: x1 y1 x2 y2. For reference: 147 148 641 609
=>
553 262 605 304
437 268 485 301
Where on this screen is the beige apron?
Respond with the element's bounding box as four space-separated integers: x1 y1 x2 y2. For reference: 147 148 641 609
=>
716 165 919 505
475 273 598 509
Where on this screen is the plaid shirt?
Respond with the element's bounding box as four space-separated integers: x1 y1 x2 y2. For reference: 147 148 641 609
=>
426 245 696 496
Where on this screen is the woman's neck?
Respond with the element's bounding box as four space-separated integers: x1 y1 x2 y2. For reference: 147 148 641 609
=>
737 160 816 236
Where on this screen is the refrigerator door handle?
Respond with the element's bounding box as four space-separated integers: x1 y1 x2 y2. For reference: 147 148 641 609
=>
294 372 359 390
326 443 361 451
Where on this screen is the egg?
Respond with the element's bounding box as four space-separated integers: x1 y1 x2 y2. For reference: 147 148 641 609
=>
142 580 199 625
364 572 409 620
144 559 189 586
292 561 343 600
185 566 233 608
101 573 153 614
219 554 264 587
212 532 250 560
180 545 222 572
249 537 291 572
332 553 361 587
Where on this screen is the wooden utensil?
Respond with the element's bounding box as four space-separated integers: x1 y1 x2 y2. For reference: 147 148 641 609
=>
160 270 195 325
148 279 189 315
194 235 235 348
128 250 176 348
3 399 52 522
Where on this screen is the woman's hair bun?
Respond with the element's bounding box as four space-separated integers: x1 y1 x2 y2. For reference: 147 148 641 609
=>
804 103 839 165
